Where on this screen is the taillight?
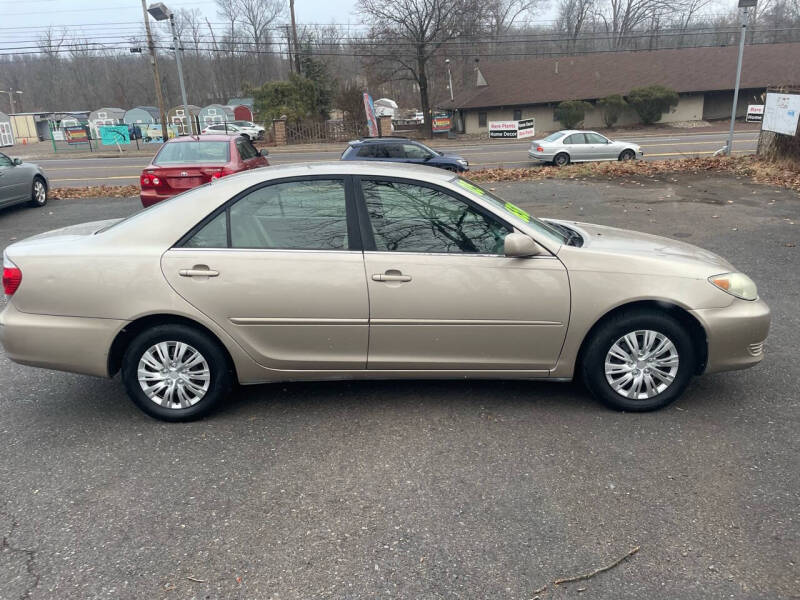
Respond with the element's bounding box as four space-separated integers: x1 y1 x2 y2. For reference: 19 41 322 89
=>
202 168 226 180
140 173 163 187
3 254 22 296
537 146 544 152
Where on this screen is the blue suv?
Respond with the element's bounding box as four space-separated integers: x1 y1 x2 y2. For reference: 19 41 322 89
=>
341 137 469 172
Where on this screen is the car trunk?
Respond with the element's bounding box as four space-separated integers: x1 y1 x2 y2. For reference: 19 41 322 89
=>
144 165 223 194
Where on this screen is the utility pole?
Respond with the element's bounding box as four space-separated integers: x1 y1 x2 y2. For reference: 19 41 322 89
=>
726 0 756 156
290 0 301 74
285 25 293 74
141 0 169 142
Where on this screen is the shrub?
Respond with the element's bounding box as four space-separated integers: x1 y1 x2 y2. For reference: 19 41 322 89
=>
627 85 679 125
554 100 592 129
597 94 627 128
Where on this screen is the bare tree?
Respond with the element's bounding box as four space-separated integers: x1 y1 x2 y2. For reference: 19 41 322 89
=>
556 0 595 53
359 0 471 137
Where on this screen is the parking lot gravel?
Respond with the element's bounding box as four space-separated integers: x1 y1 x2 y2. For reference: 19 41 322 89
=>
0 175 797 599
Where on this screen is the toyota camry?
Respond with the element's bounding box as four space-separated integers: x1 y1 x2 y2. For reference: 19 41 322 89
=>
0 162 769 421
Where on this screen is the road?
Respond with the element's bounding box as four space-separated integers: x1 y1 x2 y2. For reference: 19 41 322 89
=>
0 175 797 599
38 129 760 187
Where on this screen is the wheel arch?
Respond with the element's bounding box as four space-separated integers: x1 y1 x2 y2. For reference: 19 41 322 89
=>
574 299 708 378
107 313 239 381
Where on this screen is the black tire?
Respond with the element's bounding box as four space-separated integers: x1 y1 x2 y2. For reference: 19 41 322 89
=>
619 149 636 161
580 309 696 412
241 133 250 140
553 152 570 167
29 176 47 207
121 324 233 422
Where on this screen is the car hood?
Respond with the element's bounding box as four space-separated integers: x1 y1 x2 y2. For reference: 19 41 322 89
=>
435 153 465 161
551 219 735 274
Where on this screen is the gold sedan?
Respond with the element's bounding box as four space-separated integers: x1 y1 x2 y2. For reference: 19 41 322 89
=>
0 162 770 421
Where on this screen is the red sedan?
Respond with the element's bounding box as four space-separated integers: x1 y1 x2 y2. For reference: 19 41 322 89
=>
139 134 269 207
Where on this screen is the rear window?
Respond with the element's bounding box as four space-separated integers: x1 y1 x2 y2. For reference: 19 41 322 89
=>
543 131 566 142
154 141 230 165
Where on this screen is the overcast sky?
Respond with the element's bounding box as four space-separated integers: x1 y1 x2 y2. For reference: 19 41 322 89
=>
1 0 360 40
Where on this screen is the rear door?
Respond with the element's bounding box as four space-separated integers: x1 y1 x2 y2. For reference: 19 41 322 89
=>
162 176 369 370
356 177 570 371
562 133 588 161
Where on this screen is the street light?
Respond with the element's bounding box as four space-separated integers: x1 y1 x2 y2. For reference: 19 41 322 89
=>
147 2 193 135
725 0 757 156
1 90 23 114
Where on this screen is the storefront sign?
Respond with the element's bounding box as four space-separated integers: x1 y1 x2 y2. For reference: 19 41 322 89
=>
99 125 131 145
489 118 535 139
64 126 89 144
746 104 764 122
432 116 451 133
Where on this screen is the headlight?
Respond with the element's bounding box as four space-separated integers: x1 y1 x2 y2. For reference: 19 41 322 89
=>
457 159 468 165
708 272 758 300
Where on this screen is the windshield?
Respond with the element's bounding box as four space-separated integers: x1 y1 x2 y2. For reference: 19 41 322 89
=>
452 177 568 245
153 141 230 165
543 131 566 142
415 141 440 156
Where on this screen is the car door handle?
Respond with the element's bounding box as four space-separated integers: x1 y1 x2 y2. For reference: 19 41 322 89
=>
372 271 411 282
179 268 219 277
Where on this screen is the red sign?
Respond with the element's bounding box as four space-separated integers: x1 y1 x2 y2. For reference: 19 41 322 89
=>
65 126 89 144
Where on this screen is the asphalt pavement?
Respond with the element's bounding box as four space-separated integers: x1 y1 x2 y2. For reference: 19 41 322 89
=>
0 175 797 599
36 130 760 187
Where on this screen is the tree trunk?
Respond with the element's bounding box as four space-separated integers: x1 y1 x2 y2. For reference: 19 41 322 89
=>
418 51 432 139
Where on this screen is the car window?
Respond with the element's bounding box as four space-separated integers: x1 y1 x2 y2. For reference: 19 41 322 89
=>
543 132 566 142
584 132 608 144
356 145 376 158
154 141 230 165
564 134 586 144
229 179 349 250
361 179 510 254
184 211 227 248
0 153 12 167
403 143 431 159
385 144 404 159
236 139 258 160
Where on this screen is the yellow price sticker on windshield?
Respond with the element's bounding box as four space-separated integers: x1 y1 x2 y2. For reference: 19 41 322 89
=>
504 202 530 222
456 179 486 196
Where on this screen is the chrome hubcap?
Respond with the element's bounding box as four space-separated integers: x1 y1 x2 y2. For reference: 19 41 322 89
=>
34 181 46 203
604 330 679 400
137 341 210 409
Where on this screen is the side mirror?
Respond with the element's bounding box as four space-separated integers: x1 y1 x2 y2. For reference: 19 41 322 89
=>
260 149 269 157
504 232 543 258
13 158 22 166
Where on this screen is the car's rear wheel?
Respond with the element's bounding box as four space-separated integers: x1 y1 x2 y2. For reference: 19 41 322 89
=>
121 324 233 422
553 152 570 167
619 149 636 161
581 309 696 411
29 176 47 207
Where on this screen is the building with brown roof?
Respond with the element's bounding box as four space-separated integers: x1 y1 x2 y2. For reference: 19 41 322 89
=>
445 43 800 134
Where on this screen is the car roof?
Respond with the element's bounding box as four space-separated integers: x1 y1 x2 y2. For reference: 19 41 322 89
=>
350 137 414 145
167 134 239 142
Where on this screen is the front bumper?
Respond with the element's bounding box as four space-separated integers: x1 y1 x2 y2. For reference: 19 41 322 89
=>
0 302 124 377
691 298 771 374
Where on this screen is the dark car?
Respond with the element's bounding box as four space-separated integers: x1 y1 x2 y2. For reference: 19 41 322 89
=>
341 137 469 172
139 134 269 207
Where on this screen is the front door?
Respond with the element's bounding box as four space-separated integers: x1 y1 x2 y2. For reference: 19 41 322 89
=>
584 132 615 159
162 177 369 370
356 178 570 371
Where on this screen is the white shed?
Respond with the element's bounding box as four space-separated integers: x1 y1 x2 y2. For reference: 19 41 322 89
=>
0 111 14 147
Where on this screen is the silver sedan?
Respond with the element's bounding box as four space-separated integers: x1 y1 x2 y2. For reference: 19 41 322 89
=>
0 152 48 209
529 130 643 166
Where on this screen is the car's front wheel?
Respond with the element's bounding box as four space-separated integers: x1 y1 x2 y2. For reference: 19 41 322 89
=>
121 324 233 421
581 309 696 411
619 149 636 161
29 176 47 207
